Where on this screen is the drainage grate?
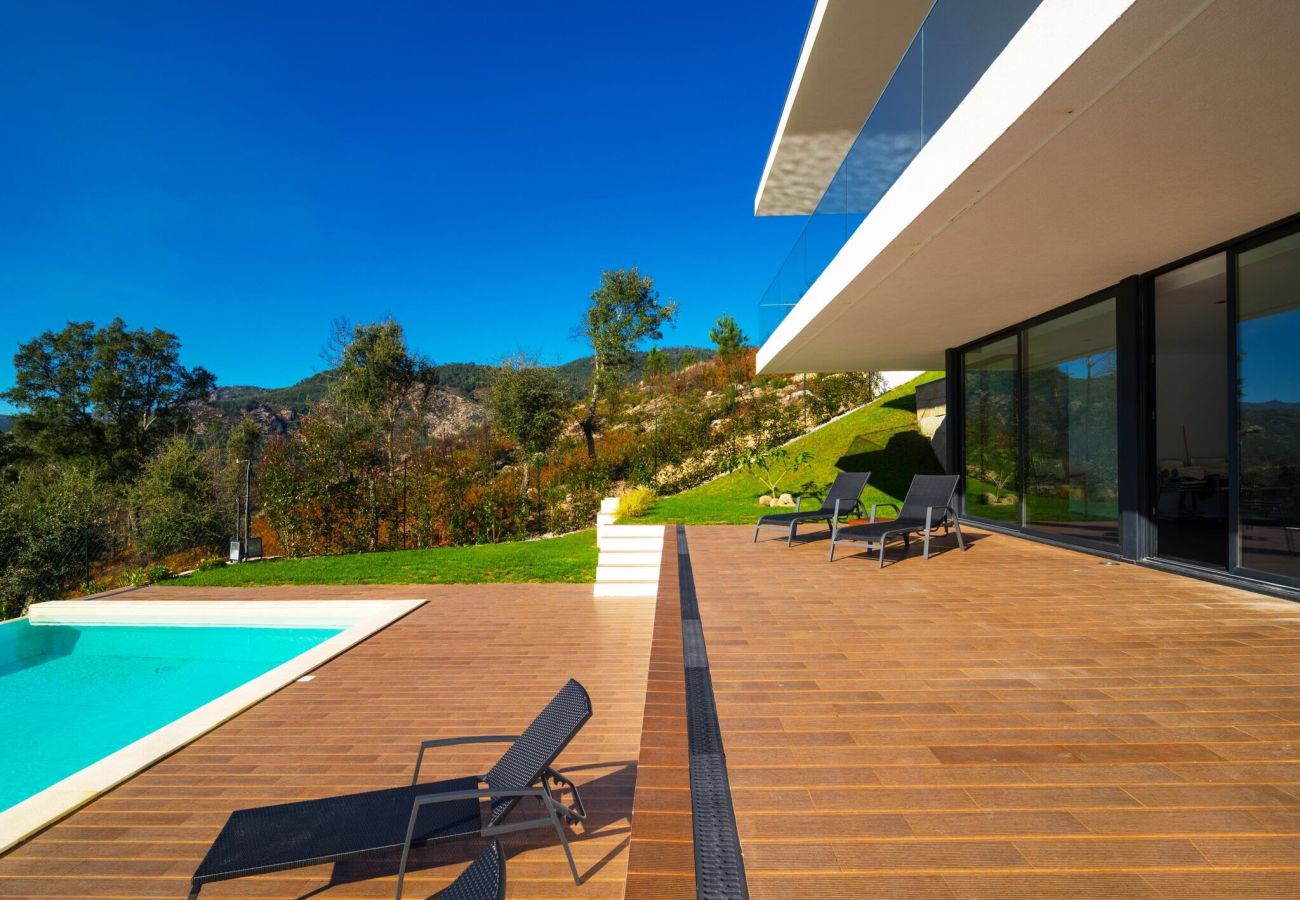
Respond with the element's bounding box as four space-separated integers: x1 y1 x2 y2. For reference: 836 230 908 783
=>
676 525 749 900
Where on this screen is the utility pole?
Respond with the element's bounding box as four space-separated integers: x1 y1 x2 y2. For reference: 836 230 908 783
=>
243 458 252 556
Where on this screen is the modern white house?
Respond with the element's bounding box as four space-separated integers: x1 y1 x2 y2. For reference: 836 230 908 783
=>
755 0 1300 597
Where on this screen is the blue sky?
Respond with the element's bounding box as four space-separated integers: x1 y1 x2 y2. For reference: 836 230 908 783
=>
0 0 810 407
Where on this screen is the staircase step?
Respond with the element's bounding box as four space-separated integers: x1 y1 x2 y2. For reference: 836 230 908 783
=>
597 524 664 538
595 565 661 583
597 536 663 552
599 497 621 515
596 513 617 526
593 581 659 598
598 551 662 567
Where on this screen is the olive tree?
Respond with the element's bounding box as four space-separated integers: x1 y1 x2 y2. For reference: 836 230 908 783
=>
576 268 676 457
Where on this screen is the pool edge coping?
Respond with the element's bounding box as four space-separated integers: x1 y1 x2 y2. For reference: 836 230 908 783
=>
0 598 426 855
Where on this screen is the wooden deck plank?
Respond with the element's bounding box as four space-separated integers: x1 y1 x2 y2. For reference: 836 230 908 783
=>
0 583 653 899
685 524 1300 899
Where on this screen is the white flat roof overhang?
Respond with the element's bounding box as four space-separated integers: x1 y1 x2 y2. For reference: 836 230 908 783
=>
754 0 933 216
757 0 1300 374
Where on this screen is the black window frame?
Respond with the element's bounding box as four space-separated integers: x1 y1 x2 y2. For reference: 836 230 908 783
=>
954 284 1125 555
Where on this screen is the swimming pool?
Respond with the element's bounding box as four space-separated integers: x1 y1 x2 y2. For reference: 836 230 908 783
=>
0 620 341 811
0 598 423 851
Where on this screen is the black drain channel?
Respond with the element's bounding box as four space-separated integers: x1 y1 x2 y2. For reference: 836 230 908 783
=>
676 524 749 899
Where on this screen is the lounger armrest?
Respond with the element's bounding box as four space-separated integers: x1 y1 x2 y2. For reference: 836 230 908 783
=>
397 786 550 899
870 502 900 523
412 735 519 785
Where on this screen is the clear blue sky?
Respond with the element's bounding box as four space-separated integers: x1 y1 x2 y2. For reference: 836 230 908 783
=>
0 0 810 408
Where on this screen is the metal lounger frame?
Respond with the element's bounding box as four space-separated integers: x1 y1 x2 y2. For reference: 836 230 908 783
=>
828 475 966 567
752 471 872 546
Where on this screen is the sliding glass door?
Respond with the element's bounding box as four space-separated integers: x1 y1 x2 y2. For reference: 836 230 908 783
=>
1151 254 1230 569
1023 299 1119 543
962 335 1020 523
959 293 1120 550
1237 231 1300 583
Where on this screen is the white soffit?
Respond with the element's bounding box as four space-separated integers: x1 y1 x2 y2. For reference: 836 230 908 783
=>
754 0 933 216
757 0 1300 373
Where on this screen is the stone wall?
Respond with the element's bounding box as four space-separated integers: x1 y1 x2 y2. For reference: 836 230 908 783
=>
914 378 949 472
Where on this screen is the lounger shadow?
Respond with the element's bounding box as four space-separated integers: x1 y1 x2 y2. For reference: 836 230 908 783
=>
188 679 592 899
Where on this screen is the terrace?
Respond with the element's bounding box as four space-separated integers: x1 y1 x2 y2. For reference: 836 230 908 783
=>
5 527 1300 897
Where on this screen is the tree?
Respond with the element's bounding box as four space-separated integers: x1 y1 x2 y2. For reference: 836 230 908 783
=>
133 437 229 559
709 313 749 363
227 414 263 465
643 347 671 382
488 358 568 505
3 319 214 478
739 446 814 500
0 463 114 618
577 268 676 457
329 319 436 465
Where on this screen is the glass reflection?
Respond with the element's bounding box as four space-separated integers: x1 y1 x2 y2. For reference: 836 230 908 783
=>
963 336 1020 522
1238 232 1300 580
1024 300 1119 544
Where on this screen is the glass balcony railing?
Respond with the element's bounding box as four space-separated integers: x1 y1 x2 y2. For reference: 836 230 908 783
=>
758 0 1044 343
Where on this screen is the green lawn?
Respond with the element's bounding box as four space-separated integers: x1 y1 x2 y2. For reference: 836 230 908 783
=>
171 529 598 587
632 372 946 525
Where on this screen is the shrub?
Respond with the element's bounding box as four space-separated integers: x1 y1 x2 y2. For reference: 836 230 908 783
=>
617 486 655 519
118 568 152 587
196 557 225 572
134 438 229 559
145 564 172 583
0 464 115 619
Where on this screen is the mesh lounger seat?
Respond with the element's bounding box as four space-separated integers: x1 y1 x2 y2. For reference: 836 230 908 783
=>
188 679 592 899
437 841 506 900
828 474 965 567
752 471 872 546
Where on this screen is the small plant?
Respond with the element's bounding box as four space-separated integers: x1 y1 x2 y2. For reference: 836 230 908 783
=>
118 568 151 587
197 557 226 572
79 579 109 597
738 447 814 500
145 564 173 583
617 486 655 519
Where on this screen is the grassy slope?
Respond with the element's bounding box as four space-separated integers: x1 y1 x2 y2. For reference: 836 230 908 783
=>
171 529 598 587
632 372 946 525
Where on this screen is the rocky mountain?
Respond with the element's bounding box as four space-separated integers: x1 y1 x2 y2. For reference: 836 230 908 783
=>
202 346 714 440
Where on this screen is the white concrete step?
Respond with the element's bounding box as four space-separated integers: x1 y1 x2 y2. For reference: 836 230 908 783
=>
593 581 659 598
597 535 663 552
595 565 661 583
596 513 618 526
598 551 662 567
597 524 664 538
599 497 621 515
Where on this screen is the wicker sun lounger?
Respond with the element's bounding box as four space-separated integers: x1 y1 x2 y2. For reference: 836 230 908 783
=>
828 474 965 567
437 840 506 900
188 679 592 899
752 470 872 545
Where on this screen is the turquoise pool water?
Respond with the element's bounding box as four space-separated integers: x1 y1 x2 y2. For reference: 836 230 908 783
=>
0 619 341 811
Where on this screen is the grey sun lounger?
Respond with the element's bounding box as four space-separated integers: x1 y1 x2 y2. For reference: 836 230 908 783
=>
436 840 506 900
752 470 872 546
188 679 592 899
828 474 965 567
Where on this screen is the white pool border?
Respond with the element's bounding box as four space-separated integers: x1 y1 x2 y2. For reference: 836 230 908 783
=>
0 598 425 854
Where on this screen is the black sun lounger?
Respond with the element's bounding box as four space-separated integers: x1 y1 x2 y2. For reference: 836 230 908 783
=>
437 840 506 900
188 679 592 899
828 474 965 567
752 470 872 546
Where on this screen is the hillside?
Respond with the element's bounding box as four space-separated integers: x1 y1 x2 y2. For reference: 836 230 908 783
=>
630 372 945 525
208 346 715 418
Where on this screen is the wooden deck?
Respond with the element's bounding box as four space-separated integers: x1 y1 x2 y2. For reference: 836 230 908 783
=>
8 526 1300 898
0 584 654 899
680 525 1300 898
